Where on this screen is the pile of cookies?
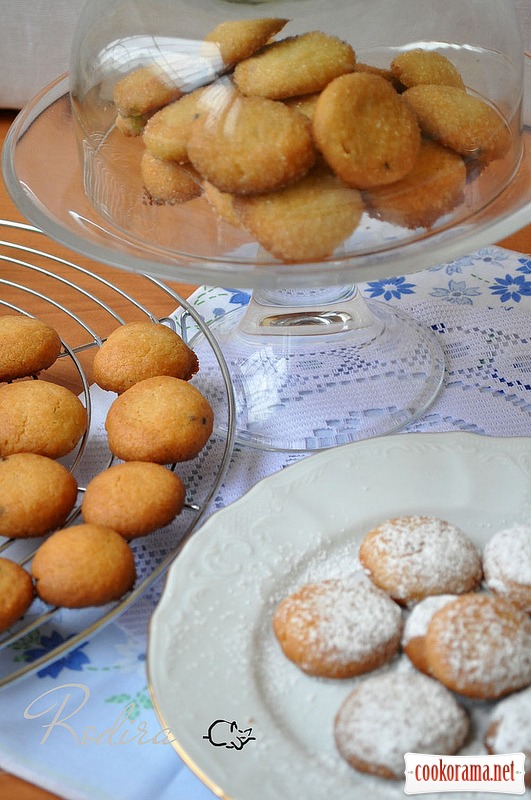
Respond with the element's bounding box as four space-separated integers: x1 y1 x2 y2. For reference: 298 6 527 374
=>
112 18 511 262
0 314 213 632
272 515 531 783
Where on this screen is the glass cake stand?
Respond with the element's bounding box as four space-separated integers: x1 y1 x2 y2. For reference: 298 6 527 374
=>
3 0 530 451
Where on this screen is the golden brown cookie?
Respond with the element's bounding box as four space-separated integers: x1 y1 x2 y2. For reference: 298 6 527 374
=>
234 161 364 261
187 90 316 195
0 380 88 459
0 453 78 538
94 321 199 394
0 315 62 382
482 525 531 612
204 18 288 67
365 138 466 229
283 92 320 120
402 84 511 163
359 515 482 605
485 687 531 786
0 559 34 633
233 31 356 99
334 671 469 780
312 72 421 189
425 593 531 699
352 62 403 91
402 594 458 674
142 87 206 163
272 574 403 679
82 461 186 538
115 112 151 137
390 49 465 89
31 524 137 608
113 64 182 117
105 375 213 463
141 151 202 204
202 180 242 228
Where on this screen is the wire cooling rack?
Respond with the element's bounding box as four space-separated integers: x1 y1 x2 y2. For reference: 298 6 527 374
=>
0 218 236 687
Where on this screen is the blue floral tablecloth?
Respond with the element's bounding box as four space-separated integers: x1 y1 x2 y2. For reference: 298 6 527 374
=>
1 245 531 800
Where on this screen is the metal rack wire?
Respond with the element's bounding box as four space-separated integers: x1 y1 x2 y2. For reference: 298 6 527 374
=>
0 218 236 687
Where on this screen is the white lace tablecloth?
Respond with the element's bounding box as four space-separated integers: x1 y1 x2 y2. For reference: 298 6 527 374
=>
1 245 531 800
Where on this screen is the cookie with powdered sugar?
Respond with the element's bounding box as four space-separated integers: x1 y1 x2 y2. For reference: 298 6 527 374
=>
425 592 531 700
401 593 458 674
272 573 403 679
334 671 469 780
485 686 531 786
359 515 482 605
482 525 531 612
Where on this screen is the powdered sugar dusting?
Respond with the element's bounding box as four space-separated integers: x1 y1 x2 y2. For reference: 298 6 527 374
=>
360 516 482 602
483 525 531 606
402 594 457 645
427 594 531 697
335 671 469 779
275 573 402 672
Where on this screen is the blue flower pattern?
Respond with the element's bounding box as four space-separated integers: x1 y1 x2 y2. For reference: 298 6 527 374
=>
18 630 90 679
224 288 252 306
364 276 416 301
430 280 481 305
359 250 531 309
488 274 531 304
516 257 531 275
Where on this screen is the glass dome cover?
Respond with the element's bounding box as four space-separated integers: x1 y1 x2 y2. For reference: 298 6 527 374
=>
63 0 526 288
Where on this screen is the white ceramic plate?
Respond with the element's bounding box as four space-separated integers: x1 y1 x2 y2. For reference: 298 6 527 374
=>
148 432 531 800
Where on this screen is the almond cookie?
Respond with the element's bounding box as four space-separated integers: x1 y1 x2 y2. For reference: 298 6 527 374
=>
0 453 78 538
365 138 466 229
234 161 364 261
313 72 421 189
425 593 531 699
402 84 511 163
485 687 531 786
482 525 531 611
31 524 136 608
390 49 465 89
402 594 458 674
204 18 288 67
334 671 469 780
0 315 62 381
141 151 202 204
187 91 316 195
0 559 34 633
233 31 356 99
105 375 213 463
272 574 403 679
82 461 186 538
359 515 482 605
94 321 199 394
113 64 182 117
0 380 88 459
142 87 207 163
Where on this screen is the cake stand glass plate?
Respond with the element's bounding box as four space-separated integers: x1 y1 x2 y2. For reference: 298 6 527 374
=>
3 0 530 450
147 431 531 800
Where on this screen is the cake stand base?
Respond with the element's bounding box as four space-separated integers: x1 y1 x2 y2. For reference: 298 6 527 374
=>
190 287 446 452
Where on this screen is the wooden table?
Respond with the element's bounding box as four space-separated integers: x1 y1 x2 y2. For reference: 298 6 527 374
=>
1 106 530 800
